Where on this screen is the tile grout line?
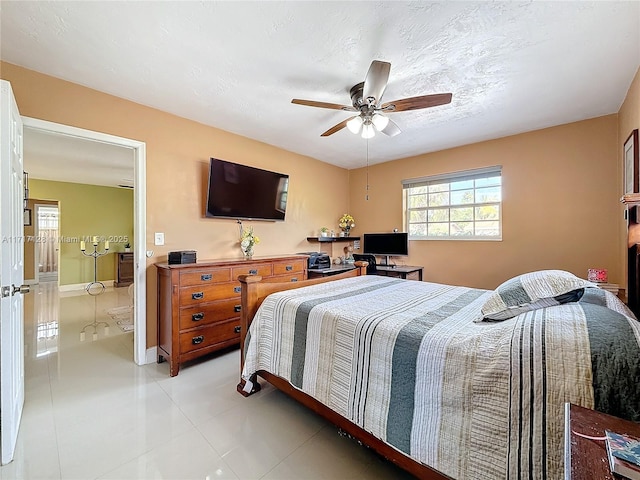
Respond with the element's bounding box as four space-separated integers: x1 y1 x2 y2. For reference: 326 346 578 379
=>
257 419 332 479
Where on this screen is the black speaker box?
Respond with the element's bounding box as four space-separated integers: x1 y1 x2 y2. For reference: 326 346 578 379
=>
168 250 197 265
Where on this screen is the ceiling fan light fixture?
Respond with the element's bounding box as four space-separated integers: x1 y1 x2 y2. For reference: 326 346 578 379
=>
371 113 389 131
346 116 363 134
292 60 453 138
361 123 375 139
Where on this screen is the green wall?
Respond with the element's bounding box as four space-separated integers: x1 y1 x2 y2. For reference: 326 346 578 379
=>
30 180 134 286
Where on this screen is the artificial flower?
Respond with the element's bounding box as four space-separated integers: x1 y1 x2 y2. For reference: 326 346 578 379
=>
240 226 260 249
338 213 355 230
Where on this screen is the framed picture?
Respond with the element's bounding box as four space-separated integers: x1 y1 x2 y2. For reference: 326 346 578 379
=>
624 129 639 194
23 208 31 226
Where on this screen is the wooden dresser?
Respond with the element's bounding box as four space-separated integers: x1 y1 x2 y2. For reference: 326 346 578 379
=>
114 252 134 287
156 255 308 376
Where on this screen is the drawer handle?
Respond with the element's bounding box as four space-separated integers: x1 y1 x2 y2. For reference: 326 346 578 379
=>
234 286 241 293
249 269 258 275
234 326 241 334
286 265 293 271
192 292 204 300
291 277 298 282
234 305 241 313
192 312 204 321
201 274 212 281
192 335 204 345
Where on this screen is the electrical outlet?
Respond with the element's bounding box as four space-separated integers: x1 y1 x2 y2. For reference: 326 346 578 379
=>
154 232 165 246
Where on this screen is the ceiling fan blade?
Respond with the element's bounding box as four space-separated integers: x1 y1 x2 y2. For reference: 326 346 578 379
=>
292 99 356 111
321 116 357 137
381 93 453 112
379 118 401 137
363 60 391 103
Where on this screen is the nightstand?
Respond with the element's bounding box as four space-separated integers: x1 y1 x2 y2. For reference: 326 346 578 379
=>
565 403 640 479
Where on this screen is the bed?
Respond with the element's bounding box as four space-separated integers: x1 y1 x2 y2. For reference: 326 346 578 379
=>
236 267 640 479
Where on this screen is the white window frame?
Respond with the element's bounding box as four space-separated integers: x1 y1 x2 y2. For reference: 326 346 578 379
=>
402 166 502 241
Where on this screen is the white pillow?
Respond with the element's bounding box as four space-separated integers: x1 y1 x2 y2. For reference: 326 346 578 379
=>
479 270 594 321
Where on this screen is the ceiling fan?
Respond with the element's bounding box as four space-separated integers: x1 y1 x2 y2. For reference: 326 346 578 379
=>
292 60 452 138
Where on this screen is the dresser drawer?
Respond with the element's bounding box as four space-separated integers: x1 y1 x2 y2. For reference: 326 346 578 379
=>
179 282 242 305
272 259 305 276
179 299 242 330
267 274 303 283
179 318 241 354
180 268 231 287
232 263 273 279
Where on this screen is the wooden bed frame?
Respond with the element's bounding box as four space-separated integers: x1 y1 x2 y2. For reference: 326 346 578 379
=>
236 262 451 480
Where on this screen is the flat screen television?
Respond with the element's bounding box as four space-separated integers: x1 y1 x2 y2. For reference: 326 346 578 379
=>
363 232 409 266
205 158 289 221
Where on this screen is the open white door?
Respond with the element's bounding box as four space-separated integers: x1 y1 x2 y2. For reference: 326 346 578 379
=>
0 80 27 465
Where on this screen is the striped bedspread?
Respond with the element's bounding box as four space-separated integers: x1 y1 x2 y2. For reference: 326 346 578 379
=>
242 276 640 479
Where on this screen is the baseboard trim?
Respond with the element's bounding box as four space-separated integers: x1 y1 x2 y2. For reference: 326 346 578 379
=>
59 280 115 292
145 346 157 365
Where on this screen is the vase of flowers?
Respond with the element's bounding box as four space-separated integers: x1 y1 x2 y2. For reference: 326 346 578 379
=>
338 213 355 237
239 226 260 259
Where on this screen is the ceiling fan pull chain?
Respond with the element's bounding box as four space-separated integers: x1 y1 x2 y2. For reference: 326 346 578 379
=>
366 138 370 201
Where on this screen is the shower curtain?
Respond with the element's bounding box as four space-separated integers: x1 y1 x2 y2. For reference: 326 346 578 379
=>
37 207 58 277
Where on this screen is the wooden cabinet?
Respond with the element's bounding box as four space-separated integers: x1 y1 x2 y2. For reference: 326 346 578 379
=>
629 244 640 316
114 252 134 287
156 255 307 376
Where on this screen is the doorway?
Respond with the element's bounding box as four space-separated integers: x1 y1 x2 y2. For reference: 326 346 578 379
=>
22 117 148 366
34 204 59 283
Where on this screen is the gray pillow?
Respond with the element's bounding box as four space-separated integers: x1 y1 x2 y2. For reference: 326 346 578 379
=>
479 270 594 321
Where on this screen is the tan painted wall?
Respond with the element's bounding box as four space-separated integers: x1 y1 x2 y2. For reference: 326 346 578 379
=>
619 67 640 175
619 68 640 287
27 180 134 285
349 116 620 290
1 62 349 347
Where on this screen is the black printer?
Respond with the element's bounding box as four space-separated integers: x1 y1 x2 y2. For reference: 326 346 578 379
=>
299 251 330 269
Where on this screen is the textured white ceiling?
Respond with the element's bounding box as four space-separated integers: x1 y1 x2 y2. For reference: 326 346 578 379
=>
2 1 640 171
23 128 135 188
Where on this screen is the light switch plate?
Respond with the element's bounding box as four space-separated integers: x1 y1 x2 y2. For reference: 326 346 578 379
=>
154 232 165 246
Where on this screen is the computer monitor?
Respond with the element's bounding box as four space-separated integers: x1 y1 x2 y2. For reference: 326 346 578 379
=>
362 232 409 266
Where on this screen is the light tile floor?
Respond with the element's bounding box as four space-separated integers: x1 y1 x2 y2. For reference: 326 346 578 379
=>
0 283 415 480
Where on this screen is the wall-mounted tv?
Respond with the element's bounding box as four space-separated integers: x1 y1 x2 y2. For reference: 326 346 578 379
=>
363 232 409 265
206 158 289 221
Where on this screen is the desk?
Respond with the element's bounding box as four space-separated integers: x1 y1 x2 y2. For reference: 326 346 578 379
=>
308 265 356 279
375 265 423 281
307 264 423 281
565 403 640 479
